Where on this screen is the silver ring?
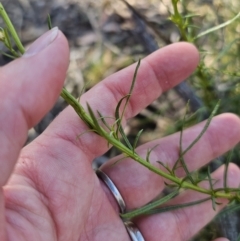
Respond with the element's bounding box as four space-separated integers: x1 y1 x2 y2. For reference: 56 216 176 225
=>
124 221 146 241
96 169 126 213
96 170 145 241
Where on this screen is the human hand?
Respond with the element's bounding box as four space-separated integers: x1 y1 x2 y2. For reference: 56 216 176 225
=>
1 28 240 241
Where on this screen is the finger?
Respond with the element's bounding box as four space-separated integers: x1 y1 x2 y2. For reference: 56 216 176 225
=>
0 28 69 186
101 113 240 209
135 164 240 241
16 43 198 238
39 42 199 161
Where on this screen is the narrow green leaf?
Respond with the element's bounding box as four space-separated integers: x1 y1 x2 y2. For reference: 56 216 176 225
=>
146 149 151 162
47 14 52 29
97 111 112 131
207 166 214 190
211 196 216 211
3 28 12 49
173 101 189 171
224 150 233 190
128 59 141 96
86 103 102 134
195 12 240 40
184 13 201 18
207 166 217 211
0 28 20 58
120 189 179 219
115 94 133 149
0 49 16 59
173 101 195 184
114 59 141 150
112 156 128 167
0 3 25 54
181 100 220 157
181 172 199 185
146 144 159 162
145 197 211 215
133 129 143 152
115 95 128 122
157 161 173 174
179 156 195 184
187 24 201 29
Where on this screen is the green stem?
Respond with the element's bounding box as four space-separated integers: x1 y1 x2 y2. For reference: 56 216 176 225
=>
61 88 95 128
60 89 239 202
0 3 25 54
0 0 239 219
170 0 188 41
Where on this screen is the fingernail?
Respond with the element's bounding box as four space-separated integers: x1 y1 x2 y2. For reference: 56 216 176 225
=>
23 27 59 58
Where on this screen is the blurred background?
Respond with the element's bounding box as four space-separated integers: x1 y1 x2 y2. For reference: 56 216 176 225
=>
0 0 240 240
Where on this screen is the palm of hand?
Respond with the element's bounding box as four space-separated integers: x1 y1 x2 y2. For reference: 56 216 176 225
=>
1 30 239 241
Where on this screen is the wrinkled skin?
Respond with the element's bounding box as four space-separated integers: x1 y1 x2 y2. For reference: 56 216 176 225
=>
1 29 239 241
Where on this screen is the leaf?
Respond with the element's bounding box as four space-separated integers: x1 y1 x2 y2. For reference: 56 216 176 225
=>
47 14 52 29
79 80 91 98
146 144 159 162
224 149 233 190
3 28 12 49
133 129 143 152
173 101 195 184
184 13 201 19
0 49 15 59
97 111 112 131
145 197 211 215
0 3 25 54
157 161 173 174
207 166 214 190
114 59 141 150
115 94 133 149
86 103 102 134
181 100 220 157
120 189 179 219
211 196 216 211
195 12 240 40
187 24 201 29
207 166 218 211
112 156 128 167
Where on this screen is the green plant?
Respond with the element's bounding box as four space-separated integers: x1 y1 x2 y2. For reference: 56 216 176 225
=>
0 1 240 238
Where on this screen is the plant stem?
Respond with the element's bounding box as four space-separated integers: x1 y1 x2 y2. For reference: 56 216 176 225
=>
0 1 239 219
60 89 240 202
170 0 188 41
0 3 25 54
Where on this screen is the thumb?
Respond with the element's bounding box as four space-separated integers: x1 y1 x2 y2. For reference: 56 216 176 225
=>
0 27 69 185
